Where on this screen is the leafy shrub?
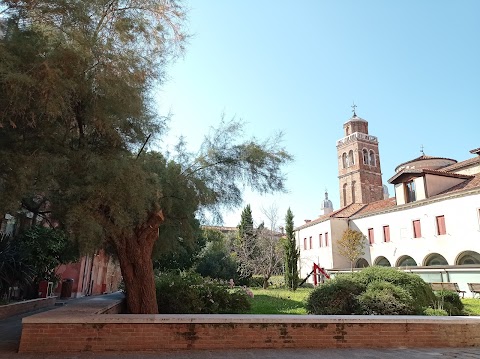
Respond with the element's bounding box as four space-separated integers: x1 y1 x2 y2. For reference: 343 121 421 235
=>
353 266 435 314
306 274 365 315
155 271 251 314
357 281 415 315
424 307 448 316
434 290 464 315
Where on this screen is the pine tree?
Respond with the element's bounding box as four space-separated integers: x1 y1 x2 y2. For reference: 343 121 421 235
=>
282 208 299 290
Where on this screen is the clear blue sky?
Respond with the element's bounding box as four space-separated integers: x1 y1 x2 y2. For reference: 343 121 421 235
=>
155 0 480 228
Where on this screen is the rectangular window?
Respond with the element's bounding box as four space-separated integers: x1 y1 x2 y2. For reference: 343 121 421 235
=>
309 236 313 249
383 225 390 242
405 180 416 203
436 215 446 235
303 238 307 250
368 228 374 245
413 220 422 238
319 233 323 247
325 232 329 246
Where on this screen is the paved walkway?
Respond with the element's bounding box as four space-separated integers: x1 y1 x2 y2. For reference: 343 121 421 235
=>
1 295 480 359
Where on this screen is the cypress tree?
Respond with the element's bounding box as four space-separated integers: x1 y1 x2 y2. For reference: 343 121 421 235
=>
283 208 299 290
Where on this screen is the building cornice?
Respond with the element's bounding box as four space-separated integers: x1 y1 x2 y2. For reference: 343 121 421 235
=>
351 187 480 220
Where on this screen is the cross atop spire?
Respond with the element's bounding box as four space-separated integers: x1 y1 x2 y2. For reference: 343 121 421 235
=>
351 102 357 117
420 144 425 156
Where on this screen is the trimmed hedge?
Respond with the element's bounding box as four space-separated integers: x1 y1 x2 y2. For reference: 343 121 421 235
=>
434 290 464 315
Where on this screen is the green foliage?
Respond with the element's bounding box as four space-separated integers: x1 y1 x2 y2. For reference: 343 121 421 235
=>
338 229 366 270
19 226 78 284
433 290 464 315
306 275 365 315
353 266 435 314
282 208 299 291
357 281 415 315
0 234 34 298
195 229 240 282
155 271 250 314
238 205 254 240
424 308 448 316
306 267 435 315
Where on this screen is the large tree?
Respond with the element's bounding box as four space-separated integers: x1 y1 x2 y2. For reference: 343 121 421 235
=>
282 208 299 290
235 205 283 289
0 1 292 313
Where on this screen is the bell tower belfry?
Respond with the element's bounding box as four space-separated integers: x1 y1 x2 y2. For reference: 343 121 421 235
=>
336 106 384 207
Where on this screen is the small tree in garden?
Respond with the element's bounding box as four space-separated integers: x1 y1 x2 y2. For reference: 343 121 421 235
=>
338 229 366 271
282 208 299 290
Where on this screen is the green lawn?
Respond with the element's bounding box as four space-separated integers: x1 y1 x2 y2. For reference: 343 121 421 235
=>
463 298 480 316
248 287 311 314
247 287 480 315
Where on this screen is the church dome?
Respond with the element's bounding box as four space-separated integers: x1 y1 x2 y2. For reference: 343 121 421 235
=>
321 190 333 214
394 154 457 173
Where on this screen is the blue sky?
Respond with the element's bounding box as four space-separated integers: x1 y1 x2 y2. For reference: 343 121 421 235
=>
155 1 480 228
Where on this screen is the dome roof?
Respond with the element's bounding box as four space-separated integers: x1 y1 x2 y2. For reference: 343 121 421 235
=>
394 154 457 173
321 191 333 210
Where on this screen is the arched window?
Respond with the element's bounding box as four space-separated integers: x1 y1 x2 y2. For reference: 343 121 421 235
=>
396 256 417 267
342 153 347 168
456 251 480 265
355 258 369 268
348 150 354 166
351 181 356 203
342 183 347 207
363 149 368 164
369 150 376 166
424 253 448 266
375 257 391 267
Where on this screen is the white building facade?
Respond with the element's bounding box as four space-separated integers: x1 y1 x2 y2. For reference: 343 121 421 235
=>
296 113 480 294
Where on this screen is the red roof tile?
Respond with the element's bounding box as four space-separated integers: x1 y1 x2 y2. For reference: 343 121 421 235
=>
441 156 480 172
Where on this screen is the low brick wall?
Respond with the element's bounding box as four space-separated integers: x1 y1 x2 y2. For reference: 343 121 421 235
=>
0 296 56 320
19 311 480 353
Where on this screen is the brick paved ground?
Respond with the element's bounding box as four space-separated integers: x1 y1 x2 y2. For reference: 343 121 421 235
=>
1 295 480 359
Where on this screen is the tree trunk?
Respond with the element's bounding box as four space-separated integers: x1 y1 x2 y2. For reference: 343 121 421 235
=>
115 210 164 314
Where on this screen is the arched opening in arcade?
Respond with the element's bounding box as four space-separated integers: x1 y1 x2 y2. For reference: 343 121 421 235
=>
424 253 448 266
455 251 480 265
374 256 391 267
355 258 369 268
396 255 417 267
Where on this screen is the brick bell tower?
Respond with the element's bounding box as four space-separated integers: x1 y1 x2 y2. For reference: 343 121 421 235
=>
337 105 384 207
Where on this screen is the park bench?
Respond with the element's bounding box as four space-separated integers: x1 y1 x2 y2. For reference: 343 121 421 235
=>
467 283 480 298
429 282 466 298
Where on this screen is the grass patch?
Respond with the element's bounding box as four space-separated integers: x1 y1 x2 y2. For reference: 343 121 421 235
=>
248 288 311 314
462 298 480 315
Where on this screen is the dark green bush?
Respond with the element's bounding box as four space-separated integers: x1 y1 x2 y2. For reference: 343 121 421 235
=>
306 275 365 315
358 281 415 315
155 271 251 314
353 266 435 314
434 290 464 315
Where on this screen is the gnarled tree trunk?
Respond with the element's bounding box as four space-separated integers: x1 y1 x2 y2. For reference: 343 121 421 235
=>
115 210 164 314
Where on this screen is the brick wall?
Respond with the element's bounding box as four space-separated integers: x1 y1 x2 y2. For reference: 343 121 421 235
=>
0 297 56 320
19 316 480 353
